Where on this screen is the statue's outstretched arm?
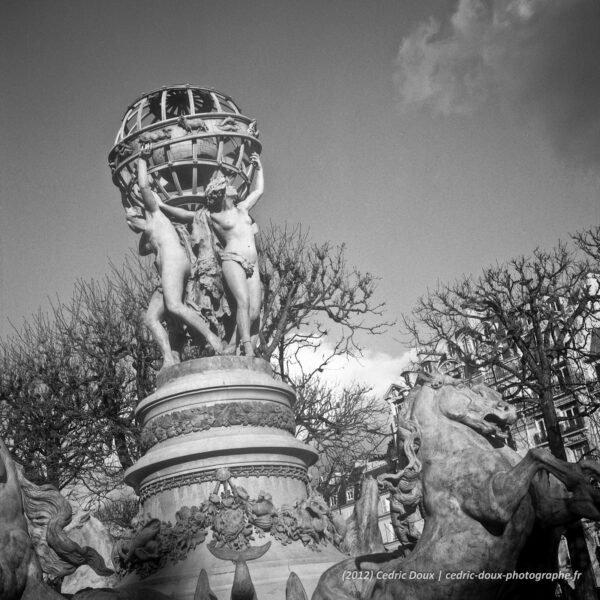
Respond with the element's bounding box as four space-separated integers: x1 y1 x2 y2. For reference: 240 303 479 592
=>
238 153 263 211
137 147 159 214
158 202 195 223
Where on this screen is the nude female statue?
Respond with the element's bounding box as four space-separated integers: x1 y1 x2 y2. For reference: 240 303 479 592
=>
159 153 264 356
124 146 223 365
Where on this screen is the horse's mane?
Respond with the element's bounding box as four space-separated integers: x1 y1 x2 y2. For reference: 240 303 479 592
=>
17 468 113 579
385 372 471 485
398 386 422 476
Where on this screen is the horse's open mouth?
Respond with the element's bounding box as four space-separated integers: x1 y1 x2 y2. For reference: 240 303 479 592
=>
483 413 510 439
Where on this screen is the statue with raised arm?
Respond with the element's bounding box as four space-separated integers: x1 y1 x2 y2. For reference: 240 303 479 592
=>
160 153 264 357
125 145 223 366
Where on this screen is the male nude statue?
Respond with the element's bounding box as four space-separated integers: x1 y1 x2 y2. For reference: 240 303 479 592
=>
124 145 223 365
159 153 264 356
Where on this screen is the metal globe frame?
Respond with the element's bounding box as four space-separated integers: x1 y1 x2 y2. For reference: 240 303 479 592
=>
108 85 262 208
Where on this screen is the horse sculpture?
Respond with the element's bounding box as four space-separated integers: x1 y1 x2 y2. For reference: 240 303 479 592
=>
0 439 311 600
313 374 600 600
0 439 117 600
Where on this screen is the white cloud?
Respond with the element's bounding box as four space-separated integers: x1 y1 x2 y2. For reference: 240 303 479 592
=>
395 0 600 167
289 343 417 397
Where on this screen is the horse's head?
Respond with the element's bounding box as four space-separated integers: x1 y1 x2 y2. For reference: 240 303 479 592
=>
426 378 517 443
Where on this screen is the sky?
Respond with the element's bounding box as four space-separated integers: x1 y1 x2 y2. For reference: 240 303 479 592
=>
1 0 599 391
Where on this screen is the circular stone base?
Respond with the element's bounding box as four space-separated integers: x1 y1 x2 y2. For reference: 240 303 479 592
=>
119 357 343 599
125 356 318 508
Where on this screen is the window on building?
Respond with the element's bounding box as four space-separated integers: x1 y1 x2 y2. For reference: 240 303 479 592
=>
547 297 563 312
559 403 582 433
569 442 590 462
384 523 396 544
463 363 478 379
556 364 573 388
329 496 337 508
534 418 547 444
346 489 355 503
535 418 547 436
462 337 475 354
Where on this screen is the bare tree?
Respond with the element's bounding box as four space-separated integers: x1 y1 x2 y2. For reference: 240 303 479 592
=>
293 380 389 494
574 225 600 262
0 256 157 499
258 224 391 379
404 239 600 461
0 310 109 490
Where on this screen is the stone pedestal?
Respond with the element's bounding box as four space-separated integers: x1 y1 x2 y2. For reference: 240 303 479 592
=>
119 357 344 599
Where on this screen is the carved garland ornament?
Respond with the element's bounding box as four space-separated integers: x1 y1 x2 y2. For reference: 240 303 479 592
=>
116 468 344 578
140 401 296 451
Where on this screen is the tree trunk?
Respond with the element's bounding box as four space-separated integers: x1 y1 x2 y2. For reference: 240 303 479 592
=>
540 388 567 460
540 389 597 600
